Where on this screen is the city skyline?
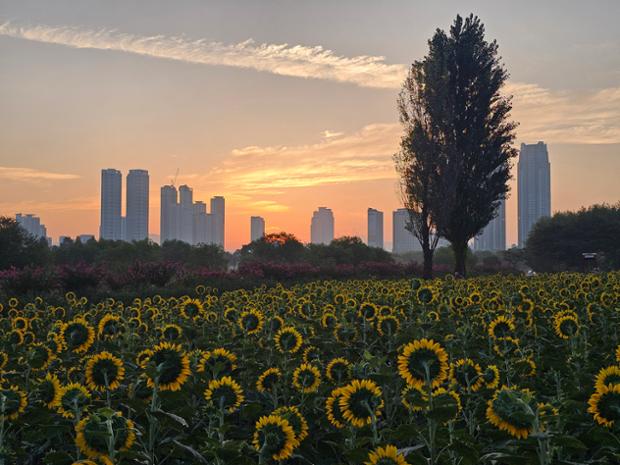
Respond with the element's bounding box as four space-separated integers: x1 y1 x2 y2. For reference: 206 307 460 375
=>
1 1 619 250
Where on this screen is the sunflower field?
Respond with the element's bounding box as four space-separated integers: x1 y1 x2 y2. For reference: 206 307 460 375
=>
1 272 620 465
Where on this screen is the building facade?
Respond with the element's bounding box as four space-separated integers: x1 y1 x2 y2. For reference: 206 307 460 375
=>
474 199 506 251
310 207 335 245
367 208 384 249
160 185 179 243
518 142 551 247
250 216 265 242
100 169 122 240
16 213 48 240
210 196 225 248
126 169 149 241
392 208 419 254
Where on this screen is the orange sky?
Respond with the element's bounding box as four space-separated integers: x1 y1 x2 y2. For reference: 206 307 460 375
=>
1 2 619 250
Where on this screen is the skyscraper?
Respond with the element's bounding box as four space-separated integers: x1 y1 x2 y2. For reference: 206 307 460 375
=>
160 185 179 243
310 207 334 245
126 169 149 241
178 185 194 244
367 208 384 249
392 208 419 254
250 216 265 242
518 142 551 247
193 201 208 245
15 213 48 240
474 199 506 251
210 196 225 248
100 169 122 240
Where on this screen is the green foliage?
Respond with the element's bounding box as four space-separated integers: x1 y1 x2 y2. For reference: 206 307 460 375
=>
0 217 50 269
525 203 620 272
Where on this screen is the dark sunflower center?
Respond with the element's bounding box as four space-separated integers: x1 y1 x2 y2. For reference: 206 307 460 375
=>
259 425 287 456
297 369 316 388
0 390 22 415
279 332 299 351
243 314 259 331
348 389 380 418
152 349 183 384
598 391 620 422
82 415 130 453
65 323 89 348
492 391 536 429
92 359 120 385
407 348 441 381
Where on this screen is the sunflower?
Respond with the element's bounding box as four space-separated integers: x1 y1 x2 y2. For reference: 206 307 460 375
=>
28 342 55 371
257 367 282 393
359 302 378 321
179 298 205 320
292 363 321 394
430 388 462 422
75 411 135 461
145 342 191 391
326 357 352 384
37 373 62 409
376 315 400 337
325 387 347 428
334 323 359 343
161 324 183 341
616 345 620 364
339 379 384 428
588 384 620 427
492 336 520 357
274 327 303 354
365 445 410 465
58 383 91 419
252 414 297 461
273 405 309 444
537 402 559 430
450 358 484 392
302 346 321 364
483 365 500 390
97 314 123 340
401 385 428 413
197 348 237 378
85 352 125 391
397 339 449 389
416 286 435 304
136 348 154 368
515 358 537 377
0 385 27 420
238 309 265 335
321 312 338 329
61 318 95 354
204 376 244 413
487 315 515 339
486 386 537 439
553 311 580 339
0 351 8 370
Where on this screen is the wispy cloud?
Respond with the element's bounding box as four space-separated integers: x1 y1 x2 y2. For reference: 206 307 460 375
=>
0 166 80 182
508 83 620 144
211 123 400 193
1 21 619 143
0 20 406 89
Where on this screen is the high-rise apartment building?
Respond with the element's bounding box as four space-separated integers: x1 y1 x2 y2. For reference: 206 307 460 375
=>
474 199 506 251
518 142 551 247
126 169 149 241
210 196 225 248
310 207 334 245
250 216 265 242
160 185 179 243
159 183 225 247
100 169 122 240
178 185 194 244
392 208 419 254
367 208 384 249
16 213 48 241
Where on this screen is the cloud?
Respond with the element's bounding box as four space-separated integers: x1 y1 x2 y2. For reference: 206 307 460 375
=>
0 20 406 89
1 21 619 143
212 123 400 193
507 83 620 144
0 166 80 182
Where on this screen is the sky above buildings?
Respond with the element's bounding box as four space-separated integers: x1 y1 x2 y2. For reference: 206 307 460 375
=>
1 0 619 250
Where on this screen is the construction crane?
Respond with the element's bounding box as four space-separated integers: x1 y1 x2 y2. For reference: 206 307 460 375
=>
171 168 179 187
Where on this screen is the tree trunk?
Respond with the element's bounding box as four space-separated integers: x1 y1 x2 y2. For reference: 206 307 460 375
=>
452 241 468 277
422 243 434 279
